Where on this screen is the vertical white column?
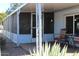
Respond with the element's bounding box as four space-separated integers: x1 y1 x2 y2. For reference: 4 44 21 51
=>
36 3 42 54
16 10 20 46
9 16 12 40
8 18 9 37
7 18 8 37
10 16 13 41
9 17 11 39
36 3 39 54
17 10 20 34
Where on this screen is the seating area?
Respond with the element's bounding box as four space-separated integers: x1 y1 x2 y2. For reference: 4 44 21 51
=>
54 29 68 45
54 28 79 47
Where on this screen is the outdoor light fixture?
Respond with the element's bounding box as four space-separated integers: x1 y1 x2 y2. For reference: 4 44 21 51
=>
51 19 53 22
74 19 76 21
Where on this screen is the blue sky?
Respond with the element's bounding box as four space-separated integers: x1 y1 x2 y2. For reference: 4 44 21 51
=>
0 3 10 12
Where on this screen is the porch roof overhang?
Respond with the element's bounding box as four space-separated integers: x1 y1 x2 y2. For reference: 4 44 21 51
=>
2 3 79 22
2 3 27 22
21 3 79 12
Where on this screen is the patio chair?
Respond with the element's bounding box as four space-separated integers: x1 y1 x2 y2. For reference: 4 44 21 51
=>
54 28 69 46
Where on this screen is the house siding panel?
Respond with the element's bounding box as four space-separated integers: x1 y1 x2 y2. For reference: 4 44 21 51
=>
54 6 79 36
11 13 17 33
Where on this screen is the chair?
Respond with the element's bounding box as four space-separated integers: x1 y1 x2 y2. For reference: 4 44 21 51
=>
54 28 68 45
67 35 75 46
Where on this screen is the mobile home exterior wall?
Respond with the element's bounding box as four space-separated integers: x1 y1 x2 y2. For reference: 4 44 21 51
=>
3 13 18 43
54 6 79 36
3 11 54 44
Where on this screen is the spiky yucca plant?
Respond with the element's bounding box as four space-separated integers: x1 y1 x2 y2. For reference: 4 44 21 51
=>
30 42 79 56
30 42 68 56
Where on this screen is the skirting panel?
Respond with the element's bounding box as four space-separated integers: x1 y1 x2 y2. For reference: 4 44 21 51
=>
3 30 54 44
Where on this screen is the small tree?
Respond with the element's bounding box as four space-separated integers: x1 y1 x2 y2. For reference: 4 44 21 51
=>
6 3 23 14
0 13 7 23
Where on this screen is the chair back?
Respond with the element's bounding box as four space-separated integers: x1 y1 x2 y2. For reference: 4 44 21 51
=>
60 28 66 39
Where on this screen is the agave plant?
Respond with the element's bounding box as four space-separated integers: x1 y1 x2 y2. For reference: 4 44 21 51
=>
30 42 68 56
30 42 79 56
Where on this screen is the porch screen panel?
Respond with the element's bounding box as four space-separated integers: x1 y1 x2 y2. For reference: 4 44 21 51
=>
66 16 73 34
19 12 31 34
8 17 11 32
11 13 17 33
5 19 8 31
44 12 54 34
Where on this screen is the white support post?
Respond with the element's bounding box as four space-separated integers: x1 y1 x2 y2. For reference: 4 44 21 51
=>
17 10 20 34
16 10 20 46
9 17 12 39
8 17 10 39
36 3 42 54
10 16 13 41
73 15 75 35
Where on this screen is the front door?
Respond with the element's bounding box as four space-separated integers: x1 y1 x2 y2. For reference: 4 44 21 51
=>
32 13 36 38
31 13 44 39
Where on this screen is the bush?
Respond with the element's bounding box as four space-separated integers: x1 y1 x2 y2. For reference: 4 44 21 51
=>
30 42 79 56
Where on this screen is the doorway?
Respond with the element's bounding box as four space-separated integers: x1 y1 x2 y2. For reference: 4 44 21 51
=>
31 12 54 39
31 13 44 40
31 13 36 38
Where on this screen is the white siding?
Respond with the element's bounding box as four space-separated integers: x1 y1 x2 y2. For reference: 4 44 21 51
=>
54 6 79 36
